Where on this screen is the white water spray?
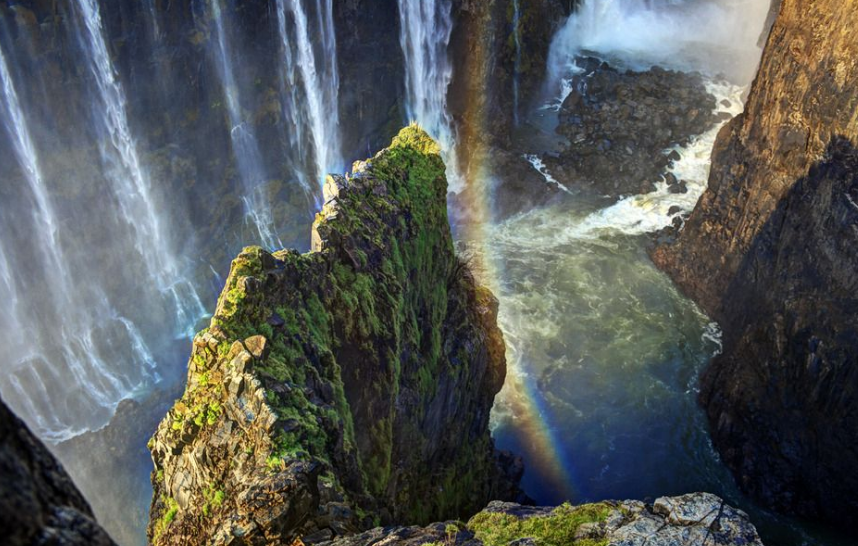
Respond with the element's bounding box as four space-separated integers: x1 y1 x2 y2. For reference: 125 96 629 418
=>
0 34 187 441
571 80 744 238
398 0 463 192
524 154 573 194
547 0 771 92
512 0 523 126
211 0 281 249
75 0 204 329
275 0 343 190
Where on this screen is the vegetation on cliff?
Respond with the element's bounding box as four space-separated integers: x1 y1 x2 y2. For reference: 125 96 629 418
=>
147 125 518 545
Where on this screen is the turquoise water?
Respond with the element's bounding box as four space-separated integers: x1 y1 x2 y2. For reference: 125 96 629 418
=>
471 94 855 545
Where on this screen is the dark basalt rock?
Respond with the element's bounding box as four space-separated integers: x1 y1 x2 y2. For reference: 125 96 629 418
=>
548 57 719 198
652 0 858 532
0 397 116 546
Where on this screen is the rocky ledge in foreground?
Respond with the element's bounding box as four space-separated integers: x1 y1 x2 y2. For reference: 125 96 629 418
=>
147 126 522 545
323 493 763 546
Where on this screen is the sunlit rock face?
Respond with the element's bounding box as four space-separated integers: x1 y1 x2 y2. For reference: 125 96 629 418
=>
0 397 115 546
320 493 763 546
653 0 858 530
147 127 522 545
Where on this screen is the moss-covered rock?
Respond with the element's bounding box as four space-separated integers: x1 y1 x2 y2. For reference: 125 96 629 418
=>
318 493 763 546
147 125 521 545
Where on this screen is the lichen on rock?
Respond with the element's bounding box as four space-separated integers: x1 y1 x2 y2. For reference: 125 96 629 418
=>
147 125 521 545
319 493 763 546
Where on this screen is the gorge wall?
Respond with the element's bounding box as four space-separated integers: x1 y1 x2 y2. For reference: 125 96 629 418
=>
0 397 115 545
146 126 522 545
652 0 858 530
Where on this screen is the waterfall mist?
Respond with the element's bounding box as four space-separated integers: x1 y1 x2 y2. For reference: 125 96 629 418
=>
0 0 347 540
0 0 204 443
398 0 464 192
275 0 343 195
547 0 774 91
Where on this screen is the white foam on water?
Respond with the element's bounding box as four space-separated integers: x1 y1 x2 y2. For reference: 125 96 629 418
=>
569 80 745 238
524 154 573 194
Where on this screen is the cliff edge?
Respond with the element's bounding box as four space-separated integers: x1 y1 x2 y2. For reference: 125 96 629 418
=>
147 126 521 545
652 0 858 530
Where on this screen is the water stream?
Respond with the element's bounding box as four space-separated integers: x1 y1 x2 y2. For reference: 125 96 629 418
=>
275 0 343 191
209 0 280 249
397 0 464 192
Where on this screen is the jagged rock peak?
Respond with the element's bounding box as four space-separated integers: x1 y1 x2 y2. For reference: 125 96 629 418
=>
147 125 521 545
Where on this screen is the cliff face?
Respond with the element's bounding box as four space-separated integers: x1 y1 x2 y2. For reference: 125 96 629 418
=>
0 397 115 545
147 126 520 545
652 0 858 529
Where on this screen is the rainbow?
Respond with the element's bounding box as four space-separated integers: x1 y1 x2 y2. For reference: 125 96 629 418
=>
451 114 581 506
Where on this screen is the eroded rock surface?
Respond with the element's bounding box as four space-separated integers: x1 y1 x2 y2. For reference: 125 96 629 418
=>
147 126 522 545
548 57 720 197
653 0 858 530
320 493 762 546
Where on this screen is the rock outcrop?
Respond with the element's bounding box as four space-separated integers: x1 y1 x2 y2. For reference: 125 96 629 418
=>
652 0 858 530
147 126 521 545
0 396 116 546
548 57 721 198
320 493 763 546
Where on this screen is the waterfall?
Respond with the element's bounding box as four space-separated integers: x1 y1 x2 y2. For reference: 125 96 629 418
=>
398 0 463 192
275 0 343 190
0 45 70 299
546 0 771 90
0 38 168 441
75 0 205 334
210 0 281 249
512 0 523 126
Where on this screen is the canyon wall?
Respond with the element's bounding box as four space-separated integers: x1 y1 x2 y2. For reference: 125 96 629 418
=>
0 397 115 545
652 0 858 530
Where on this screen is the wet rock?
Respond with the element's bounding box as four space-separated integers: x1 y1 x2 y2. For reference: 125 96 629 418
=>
553 56 719 198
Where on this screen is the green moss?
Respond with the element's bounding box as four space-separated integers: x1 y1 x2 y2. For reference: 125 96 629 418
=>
467 503 611 546
153 497 179 542
153 125 488 533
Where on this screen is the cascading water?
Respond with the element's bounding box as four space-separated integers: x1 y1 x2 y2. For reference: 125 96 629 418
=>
75 0 205 335
512 0 523 126
0 38 162 441
398 0 463 192
547 0 772 94
275 0 343 190
209 0 281 249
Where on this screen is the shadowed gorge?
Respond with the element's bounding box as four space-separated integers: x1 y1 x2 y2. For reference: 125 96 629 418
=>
0 0 857 545
653 0 858 530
